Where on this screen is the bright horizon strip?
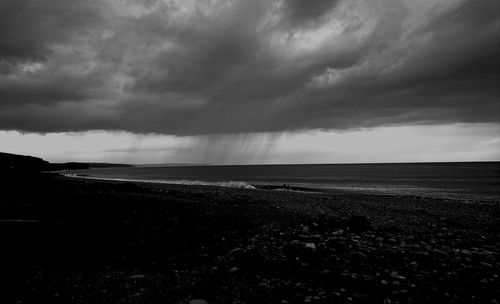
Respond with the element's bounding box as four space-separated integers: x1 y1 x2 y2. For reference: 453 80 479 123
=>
1 123 499 165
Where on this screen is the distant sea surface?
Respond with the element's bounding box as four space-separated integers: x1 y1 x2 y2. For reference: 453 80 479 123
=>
68 162 500 202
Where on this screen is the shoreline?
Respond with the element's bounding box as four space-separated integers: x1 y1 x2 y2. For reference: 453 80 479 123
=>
1 174 499 303
64 173 327 194
63 172 500 205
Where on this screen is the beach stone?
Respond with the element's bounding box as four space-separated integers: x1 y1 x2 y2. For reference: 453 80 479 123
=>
227 247 246 262
305 243 316 250
331 229 344 236
189 300 208 304
129 274 146 280
228 247 244 256
127 292 142 299
351 251 367 259
258 281 271 289
390 271 406 280
229 266 239 273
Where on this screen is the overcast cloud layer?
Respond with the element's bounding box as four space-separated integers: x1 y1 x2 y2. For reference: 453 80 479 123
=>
0 0 499 135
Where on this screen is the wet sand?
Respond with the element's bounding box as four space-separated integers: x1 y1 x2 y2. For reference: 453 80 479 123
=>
1 174 499 303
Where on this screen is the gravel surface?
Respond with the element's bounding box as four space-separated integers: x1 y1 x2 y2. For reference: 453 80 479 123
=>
1 175 499 303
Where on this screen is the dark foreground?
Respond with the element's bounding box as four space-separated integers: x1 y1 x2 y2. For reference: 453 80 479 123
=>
1 175 499 303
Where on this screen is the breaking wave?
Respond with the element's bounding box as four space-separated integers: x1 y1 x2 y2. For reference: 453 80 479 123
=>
63 174 256 189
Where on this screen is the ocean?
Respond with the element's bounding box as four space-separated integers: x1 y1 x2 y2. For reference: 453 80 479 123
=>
67 162 500 202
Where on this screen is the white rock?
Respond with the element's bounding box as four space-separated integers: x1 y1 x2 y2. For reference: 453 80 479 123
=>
331 230 344 236
189 300 208 304
305 243 316 250
129 274 146 280
229 266 239 273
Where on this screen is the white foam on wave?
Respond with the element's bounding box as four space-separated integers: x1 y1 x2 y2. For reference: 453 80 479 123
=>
166 180 256 189
63 173 256 189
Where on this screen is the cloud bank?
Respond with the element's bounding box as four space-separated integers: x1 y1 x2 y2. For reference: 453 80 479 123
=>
1 0 499 135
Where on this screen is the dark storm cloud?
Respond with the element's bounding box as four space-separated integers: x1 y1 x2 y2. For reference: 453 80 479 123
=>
0 0 106 61
0 0 498 135
283 0 340 26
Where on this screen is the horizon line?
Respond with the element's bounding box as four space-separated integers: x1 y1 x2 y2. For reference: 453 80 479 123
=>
129 160 500 167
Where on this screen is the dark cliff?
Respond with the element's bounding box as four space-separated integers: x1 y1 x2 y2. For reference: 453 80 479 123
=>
0 152 49 175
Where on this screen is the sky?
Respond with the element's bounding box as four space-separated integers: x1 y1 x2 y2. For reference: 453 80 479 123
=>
0 0 499 164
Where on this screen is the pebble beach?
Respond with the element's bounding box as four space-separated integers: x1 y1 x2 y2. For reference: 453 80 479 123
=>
1 174 499 303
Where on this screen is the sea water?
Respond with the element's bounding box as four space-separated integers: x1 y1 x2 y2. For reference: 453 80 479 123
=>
67 162 500 202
